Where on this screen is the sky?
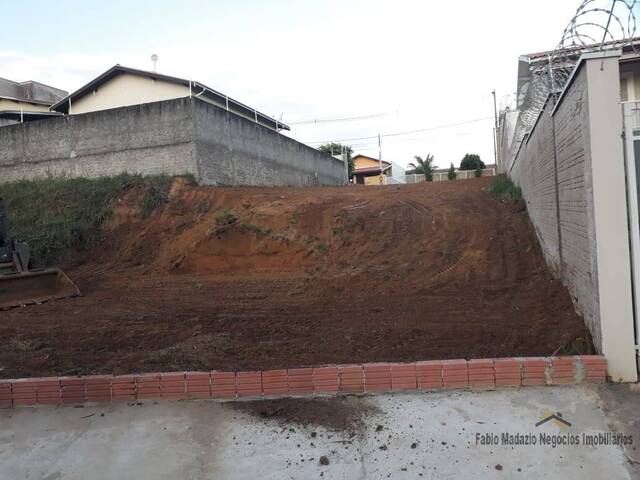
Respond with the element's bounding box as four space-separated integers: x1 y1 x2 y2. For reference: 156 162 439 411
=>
1 0 580 169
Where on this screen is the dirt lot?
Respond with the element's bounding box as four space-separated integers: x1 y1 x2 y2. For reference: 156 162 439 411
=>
0 177 590 378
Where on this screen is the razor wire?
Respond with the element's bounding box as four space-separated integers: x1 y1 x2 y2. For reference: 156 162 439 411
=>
505 0 639 166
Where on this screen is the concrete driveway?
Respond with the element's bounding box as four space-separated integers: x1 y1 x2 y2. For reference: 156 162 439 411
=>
0 385 638 479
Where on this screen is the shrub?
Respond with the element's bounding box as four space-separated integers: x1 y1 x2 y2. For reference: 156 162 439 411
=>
215 209 238 227
488 175 522 201
0 173 187 265
447 163 457 181
474 166 483 178
460 153 485 171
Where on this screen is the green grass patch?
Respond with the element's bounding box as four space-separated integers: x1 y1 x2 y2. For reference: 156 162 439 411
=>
488 175 522 201
0 173 192 265
214 209 239 227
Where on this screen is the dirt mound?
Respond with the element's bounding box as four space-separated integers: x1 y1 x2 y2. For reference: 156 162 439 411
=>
0 177 591 378
230 396 378 432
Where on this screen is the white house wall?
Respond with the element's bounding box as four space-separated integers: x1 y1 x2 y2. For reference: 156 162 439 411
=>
0 99 50 113
69 73 190 115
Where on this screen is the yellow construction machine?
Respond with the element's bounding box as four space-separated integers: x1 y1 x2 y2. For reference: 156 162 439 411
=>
0 199 80 310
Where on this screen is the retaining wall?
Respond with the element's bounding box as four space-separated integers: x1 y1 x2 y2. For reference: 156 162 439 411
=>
193 99 346 186
505 52 637 382
0 356 607 408
0 97 346 187
0 99 198 182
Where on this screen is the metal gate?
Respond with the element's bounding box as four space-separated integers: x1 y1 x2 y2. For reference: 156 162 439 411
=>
622 101 640 368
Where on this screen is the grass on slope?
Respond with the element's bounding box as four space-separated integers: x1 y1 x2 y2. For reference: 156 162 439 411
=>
0 173 194 266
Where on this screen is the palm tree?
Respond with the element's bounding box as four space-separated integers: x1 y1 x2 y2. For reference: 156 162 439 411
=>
408 154 437 181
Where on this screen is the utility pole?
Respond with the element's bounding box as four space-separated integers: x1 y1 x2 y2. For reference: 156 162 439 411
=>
491 90 498 167
378 133 383 185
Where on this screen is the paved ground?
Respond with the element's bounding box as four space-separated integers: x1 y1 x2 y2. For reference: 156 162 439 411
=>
0 385 638 479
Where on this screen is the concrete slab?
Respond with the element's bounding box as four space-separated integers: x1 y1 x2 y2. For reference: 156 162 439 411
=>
0 385 637 479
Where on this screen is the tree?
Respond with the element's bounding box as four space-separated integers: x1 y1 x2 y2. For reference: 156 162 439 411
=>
318 143 354 178
447 162 457 181
459 153 485 171
408 154 437 181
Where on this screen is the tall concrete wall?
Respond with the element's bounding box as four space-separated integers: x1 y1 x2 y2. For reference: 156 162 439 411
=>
0 97 346 187
192 98 346 186
552 68 600 343
510 104 561 272
508 53 637 382
0 98 198 182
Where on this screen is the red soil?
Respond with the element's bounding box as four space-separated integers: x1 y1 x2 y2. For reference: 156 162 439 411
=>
0 177 590 378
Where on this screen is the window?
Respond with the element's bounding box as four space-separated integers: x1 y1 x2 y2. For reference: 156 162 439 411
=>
621 72 634 102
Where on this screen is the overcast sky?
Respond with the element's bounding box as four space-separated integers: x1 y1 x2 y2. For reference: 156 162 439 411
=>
1 0 580 169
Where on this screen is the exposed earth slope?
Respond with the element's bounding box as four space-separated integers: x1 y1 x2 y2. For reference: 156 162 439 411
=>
0 177 589 377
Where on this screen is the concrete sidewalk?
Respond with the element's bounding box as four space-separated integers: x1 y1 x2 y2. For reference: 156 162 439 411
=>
0 385 638 479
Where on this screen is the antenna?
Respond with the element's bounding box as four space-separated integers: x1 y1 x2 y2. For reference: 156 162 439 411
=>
151 54 159 72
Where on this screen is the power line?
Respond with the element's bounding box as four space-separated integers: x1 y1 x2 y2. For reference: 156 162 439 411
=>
302 116 494 145
286 112 388 125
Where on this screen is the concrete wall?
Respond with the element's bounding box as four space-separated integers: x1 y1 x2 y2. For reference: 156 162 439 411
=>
0 98 198 182
70 73 190 115
192 98 346 186
507 52 637 382
0 97 346 187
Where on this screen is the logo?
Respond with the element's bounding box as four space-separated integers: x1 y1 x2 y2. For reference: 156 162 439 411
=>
536 410 571 428
535 410 572 429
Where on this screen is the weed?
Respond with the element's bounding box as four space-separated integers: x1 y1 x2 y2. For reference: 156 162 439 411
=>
488 175 522 201
0 173 188 265
314 242 328 253
215 209 239 227
197 200 211 214
139 177 173 218
239 221 270 236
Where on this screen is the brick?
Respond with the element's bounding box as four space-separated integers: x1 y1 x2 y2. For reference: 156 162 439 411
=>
364 364 391 392
390 363 416 391
136 373 161 381
313 366 339 393
578 355 607 364
161 372 186 382
33 378 62 389
262 370 288 396
37 380 62 404
13 397 36 406
236 371 262 398
494 357 522 386
522 358 551 386
416 361 443 389
442 360 468 388
288 368 314 395
468 359 494 388
12 381 37 404
551 358 577 385
111 376 136 401
339 365 364 393
185 372 211 398
211 371 236 398
160 373 186 399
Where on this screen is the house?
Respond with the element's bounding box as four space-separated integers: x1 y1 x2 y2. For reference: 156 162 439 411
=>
50 65 288 132
0 64 345 187
0 78 66 126
352 154 392 185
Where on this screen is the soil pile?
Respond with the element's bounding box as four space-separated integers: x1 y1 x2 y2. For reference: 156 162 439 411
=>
0 177 590 378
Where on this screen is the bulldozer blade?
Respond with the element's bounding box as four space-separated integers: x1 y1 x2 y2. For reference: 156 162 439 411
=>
0 268 80 310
